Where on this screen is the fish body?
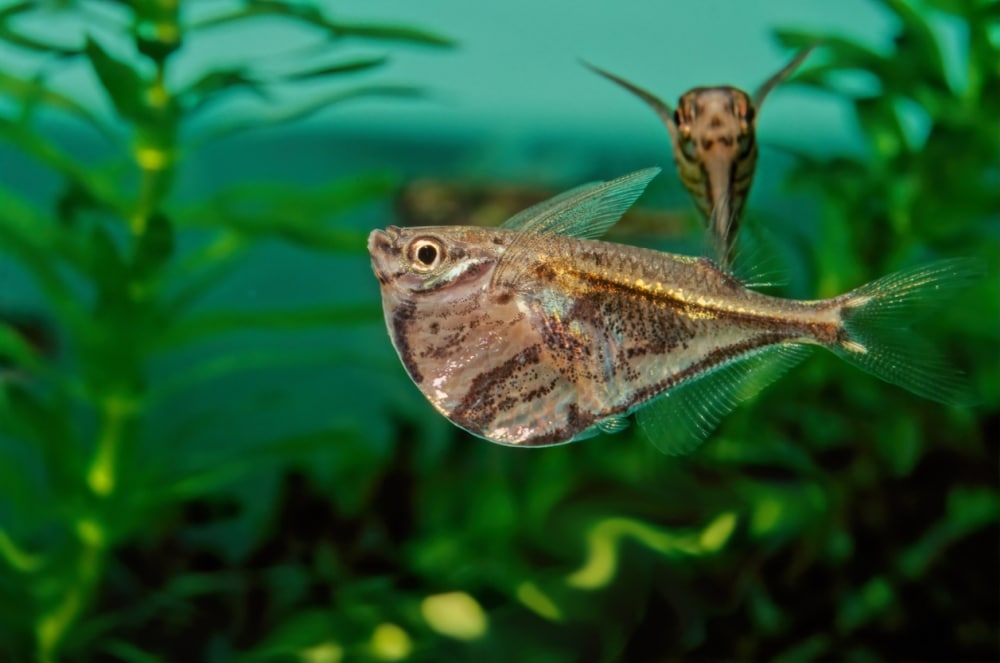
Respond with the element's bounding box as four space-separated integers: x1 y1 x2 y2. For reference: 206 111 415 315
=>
368 168 975 452
583 48 814 264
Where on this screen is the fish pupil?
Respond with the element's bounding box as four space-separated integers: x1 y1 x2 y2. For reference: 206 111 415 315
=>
417 245 438 265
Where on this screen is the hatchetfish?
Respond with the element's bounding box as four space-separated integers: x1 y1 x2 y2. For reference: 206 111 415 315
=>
368 168 976 453
582 48 815 265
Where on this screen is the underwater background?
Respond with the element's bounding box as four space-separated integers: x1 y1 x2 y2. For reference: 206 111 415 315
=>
0 1 997 661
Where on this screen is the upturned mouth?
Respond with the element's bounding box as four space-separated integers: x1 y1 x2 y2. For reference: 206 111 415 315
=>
367 226 401 285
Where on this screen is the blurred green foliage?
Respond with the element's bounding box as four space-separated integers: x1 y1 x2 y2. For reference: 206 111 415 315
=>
0 0 997 662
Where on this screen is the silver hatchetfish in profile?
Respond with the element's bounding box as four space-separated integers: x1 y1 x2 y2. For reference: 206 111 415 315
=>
368 168 976 453
582 48 815 265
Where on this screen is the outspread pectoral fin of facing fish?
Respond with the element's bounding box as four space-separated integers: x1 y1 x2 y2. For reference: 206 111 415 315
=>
579 58 680 143
751 45 818 110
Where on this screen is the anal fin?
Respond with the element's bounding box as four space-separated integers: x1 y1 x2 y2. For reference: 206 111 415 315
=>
636 343 811 455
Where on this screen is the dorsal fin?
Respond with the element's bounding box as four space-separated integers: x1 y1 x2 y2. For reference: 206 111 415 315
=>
491 167 661 291
500 181 599 231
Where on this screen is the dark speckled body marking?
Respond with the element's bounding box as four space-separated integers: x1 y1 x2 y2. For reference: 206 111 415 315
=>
369 168 976 449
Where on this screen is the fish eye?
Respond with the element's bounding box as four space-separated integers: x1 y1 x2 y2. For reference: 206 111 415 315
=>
408 237 445 272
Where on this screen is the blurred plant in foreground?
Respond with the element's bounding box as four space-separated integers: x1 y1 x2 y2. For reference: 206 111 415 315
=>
0 1 450 660
0 0 996 661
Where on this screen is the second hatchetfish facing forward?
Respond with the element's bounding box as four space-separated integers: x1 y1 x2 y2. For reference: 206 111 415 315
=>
368 168 975 453
583 48 815 265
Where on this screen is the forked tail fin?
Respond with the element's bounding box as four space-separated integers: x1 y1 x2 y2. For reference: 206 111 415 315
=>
832 258 983 405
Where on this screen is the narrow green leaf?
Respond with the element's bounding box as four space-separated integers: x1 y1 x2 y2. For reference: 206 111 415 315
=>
87 224 130 315
0 2 33 21
899 486 1000 578
241 610 345 659
160 232 250 315
966 1 1000 104
197 215 367 252
780 64 882 98
85 36 147 123
148 348 398 404
170 173 396 250
881 0 950 91
282 55 388 81
151 424 364 502
0 521 45 576
178 68 270 115
99 641 167 663
0 3 80 56
0 323 42 373
920 0 993 16
156 303 383 351
775 30 893 81
323 20 455 48
176 194 376 250
194 84 426 145
0 383 81 494
190 1 322 31
131 212 175 281
0 71 115 141
0 118 126 216
0 26 79 56
855 96 910 159
0 185 82 309
192 2 454 47
836 576 895 632
197 171 398 218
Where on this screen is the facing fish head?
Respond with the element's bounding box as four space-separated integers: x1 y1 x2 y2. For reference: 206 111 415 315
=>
674 87 756 163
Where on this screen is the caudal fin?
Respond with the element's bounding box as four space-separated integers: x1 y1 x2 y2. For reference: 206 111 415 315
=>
832 258 982 405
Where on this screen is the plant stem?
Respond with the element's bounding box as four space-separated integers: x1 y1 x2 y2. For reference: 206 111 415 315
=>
86 393 136 497
36 37 177 662
0 528 43 573
35 520 105 663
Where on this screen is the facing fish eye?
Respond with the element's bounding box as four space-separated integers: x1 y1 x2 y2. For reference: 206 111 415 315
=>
407 237 445 272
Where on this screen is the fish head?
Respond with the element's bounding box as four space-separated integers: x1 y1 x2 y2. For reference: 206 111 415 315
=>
367 224 515 420
674 86 755 165
367 225 505 299
367 224 591 446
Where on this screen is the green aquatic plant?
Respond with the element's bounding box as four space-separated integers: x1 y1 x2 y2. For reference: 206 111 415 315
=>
0 0 995 661
0 1 450 660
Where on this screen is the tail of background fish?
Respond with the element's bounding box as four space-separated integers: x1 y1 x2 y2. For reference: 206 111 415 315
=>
831 258 982 405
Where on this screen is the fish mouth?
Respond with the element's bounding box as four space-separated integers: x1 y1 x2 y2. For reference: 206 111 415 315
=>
367 226 401 285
